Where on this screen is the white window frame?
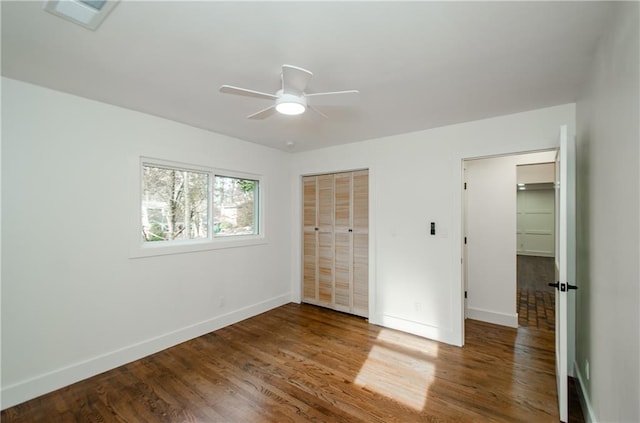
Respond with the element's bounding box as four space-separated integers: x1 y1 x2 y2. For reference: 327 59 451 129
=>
130 157 266 258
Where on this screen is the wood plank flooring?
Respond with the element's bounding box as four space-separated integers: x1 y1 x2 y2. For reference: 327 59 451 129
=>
3 303 570 422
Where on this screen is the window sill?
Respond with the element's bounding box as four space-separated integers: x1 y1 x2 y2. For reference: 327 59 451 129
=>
129 235 267 259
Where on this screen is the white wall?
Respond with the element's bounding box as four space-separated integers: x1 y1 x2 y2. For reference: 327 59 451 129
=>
517 162 555 184
464 151 556 328
516 162 556 257
575 2 639 422
517 189 555 257
1 78 292 408
291 104 575 346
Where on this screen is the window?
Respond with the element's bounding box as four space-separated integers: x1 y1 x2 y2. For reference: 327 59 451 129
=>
135 158 263 257
141 164 209 242
213 175 259 236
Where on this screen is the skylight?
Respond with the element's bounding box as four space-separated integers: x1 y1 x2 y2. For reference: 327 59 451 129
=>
44 0 119 30
78 0 107 11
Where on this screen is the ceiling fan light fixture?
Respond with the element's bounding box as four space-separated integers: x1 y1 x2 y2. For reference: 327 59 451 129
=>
276 93 306 115
276 102 305 115
219 65 359 120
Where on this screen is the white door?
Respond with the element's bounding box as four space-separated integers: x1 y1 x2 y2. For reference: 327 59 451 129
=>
553 124 576 422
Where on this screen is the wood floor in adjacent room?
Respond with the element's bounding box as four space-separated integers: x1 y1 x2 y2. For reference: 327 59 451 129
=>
3 303 576 422
518 287 556 331
517 254 556 331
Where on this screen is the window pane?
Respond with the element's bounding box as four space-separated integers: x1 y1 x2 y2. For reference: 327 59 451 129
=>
213 176 258 236
142 165 209 242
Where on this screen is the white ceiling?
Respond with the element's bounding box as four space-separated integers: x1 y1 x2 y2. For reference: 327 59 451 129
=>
1 1 614 152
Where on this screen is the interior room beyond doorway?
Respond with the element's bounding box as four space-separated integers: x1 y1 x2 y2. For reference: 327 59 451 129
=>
516 164 556 331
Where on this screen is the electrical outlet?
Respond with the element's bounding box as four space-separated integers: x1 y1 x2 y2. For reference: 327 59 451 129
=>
219 297 226 308
414 302 423 312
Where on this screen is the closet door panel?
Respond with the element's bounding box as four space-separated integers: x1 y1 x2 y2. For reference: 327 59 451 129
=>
302 176 318 302
353 232 369 317
318 231 334 305
317 174 334 306
303 231 317 301
334 172 352 311
318 174 334 230
352 170 369 316
353 170 369 232
334 172 352 230
301 170 368 317
334 231 351 310
303 177 317 230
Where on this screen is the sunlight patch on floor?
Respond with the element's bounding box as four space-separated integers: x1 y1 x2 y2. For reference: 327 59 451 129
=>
354 329 438 411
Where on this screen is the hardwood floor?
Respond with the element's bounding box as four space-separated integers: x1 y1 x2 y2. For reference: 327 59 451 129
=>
3 303 573 422
517 255 555 290
517 254 556 331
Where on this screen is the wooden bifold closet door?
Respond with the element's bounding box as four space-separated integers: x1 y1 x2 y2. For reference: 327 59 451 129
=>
302 170 368 317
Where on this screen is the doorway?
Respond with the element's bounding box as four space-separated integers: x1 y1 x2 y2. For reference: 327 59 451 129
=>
463 151 556 332
462 129 577 421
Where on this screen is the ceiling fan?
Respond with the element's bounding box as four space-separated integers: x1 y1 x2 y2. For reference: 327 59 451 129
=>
219 64 359 119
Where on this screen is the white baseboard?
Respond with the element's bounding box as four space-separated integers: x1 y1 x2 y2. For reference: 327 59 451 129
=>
466 307 518 328
517 251 554 258
374 313 462 347
573 362 597 423
1 294 291 410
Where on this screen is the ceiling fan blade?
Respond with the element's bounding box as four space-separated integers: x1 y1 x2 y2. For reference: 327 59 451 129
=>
220 85 278 100
305 90 360 107
282 65 313 95
308 105 328 119
247 105 277 120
